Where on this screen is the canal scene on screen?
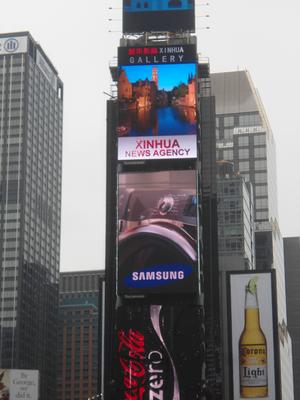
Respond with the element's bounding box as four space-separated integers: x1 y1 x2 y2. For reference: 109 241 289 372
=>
117 63 197 138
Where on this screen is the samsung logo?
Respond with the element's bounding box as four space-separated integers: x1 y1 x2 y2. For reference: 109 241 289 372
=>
124 264 193 289
132 270 184 281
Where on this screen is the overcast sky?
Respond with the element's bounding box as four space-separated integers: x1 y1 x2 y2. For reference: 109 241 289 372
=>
1 0 300 271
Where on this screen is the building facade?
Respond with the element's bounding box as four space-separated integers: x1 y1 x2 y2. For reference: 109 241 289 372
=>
58 270 104 400
284 237 300 399
211 70 294 399
0 32 63 399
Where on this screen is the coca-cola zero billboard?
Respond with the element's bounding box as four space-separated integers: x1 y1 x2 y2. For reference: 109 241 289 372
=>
116 304 205 399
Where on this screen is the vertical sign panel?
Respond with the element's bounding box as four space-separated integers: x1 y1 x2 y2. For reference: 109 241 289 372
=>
122 0 195 33
228 271 279 400
118 169 199 296
117 44 198 161
116 304 204 399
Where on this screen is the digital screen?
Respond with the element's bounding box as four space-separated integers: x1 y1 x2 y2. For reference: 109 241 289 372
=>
123 0 195 33
118 169 199 296
116 304 205 399
117 45 198 161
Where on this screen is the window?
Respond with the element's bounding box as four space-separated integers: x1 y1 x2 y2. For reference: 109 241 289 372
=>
223 149 233 160
239 113 261 127
224 116 234 127
224 128 233 140
254 147 266 158
239 161 249 172
255 185 268 196
254 160 267 170
238 148 249 159
238 136 249 146
256 211 268 220
256 198 268 209
254 135 266 145
255 172 267 183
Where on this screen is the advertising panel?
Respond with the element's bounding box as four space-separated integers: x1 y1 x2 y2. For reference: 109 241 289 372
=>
118 169 199 296
117 45 197 161
0 369 39 400
122 0 195 34
116 304 205 399
227 271 279 400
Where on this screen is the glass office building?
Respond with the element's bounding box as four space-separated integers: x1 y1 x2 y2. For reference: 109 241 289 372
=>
211 70 294 399
0 32 63 400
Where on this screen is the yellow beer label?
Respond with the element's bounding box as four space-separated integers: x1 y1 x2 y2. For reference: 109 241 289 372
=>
240 344 267 387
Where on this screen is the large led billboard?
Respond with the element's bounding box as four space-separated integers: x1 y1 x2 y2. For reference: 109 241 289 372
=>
117 45 198 161
0 369 39 400
122 0 195 34
118 169 199 296
116 304 204 399
227 271 280 400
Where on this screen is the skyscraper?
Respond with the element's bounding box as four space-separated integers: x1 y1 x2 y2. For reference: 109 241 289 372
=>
211 70 294 399
0 32 63 399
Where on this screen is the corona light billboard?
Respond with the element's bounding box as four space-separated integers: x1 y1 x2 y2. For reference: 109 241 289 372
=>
0 369 39 400
227 271 280 399
118 169 199 296
117 44 198 161
123 0 195 34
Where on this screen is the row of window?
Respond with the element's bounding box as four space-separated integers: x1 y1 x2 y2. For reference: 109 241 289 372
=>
216 113 262 128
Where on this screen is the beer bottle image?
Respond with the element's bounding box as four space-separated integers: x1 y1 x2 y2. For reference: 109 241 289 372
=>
239 277 268 398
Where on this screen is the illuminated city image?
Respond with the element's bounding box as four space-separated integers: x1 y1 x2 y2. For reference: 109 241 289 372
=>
117 63 197 137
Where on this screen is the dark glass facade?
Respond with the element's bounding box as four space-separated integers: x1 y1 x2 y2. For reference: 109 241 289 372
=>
0 32 63 400
199 75 222 397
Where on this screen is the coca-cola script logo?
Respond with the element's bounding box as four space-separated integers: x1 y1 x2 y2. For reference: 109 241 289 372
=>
118 329 146 399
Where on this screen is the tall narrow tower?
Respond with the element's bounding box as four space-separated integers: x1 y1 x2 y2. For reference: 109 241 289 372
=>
0 32 63 400
152 66 158 87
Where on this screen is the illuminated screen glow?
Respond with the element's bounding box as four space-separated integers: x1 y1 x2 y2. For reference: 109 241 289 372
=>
117 63 197 138
118 170 199 296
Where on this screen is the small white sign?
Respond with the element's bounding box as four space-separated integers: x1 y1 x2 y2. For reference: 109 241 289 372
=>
0 369 39 400
0 36 28 55
233 126 264 135
36 50 57 90
118 135 197 160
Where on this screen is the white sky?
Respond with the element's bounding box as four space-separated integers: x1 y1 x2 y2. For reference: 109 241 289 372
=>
1 0 300 271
